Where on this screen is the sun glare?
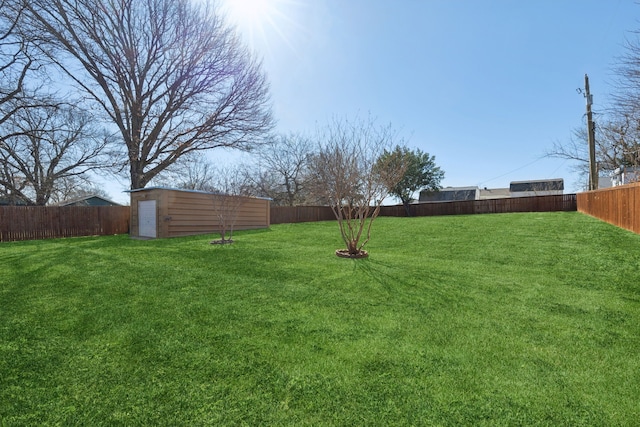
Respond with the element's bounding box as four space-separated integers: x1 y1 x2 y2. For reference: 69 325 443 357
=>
226 0 272 28
222 0 298 53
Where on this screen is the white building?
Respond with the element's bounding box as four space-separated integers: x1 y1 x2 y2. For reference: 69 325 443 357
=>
608 166 640 187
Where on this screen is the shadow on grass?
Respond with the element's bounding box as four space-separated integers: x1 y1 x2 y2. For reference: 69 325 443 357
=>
348 256 411 290
345 252 478 313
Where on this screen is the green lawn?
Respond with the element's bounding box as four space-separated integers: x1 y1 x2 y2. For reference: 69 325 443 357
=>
1 212 639 425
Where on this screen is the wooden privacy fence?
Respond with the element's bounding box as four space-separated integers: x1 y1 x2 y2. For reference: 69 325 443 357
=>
271 194 577 224
1 194 579 241
380 194 577 217
577 182 640 234
271 205 336 224
0 206 130 242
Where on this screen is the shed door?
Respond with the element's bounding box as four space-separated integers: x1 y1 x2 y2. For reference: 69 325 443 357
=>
138 200 157 238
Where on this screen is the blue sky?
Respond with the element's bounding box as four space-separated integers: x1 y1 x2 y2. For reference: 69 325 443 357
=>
226 0 638 187
106 0 639 203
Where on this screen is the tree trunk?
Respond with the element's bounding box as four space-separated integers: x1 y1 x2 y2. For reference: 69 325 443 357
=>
402 200 412 217
130 161 147 190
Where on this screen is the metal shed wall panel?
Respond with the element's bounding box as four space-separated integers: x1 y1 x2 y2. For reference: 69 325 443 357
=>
128 188 269 238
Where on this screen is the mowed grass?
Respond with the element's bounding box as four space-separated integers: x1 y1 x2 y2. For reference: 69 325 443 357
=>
1 212 639 425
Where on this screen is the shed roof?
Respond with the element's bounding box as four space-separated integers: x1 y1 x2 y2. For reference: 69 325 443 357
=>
125 186 272 201
58 194 122 206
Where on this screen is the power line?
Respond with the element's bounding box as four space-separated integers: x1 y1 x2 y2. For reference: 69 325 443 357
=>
476 156 546 187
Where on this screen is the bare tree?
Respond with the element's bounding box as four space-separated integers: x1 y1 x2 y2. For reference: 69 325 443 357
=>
0 100 114 205
210 166 250 244
245 133 315 206
309 117 407 258
48 176 113 205
612 31 640 120
597 115 640 169
563 30 640 184
18 0 274 190
0 0 33 127
546 28 640 188
547 114 640 189
546 127 591 189
153 153 218 192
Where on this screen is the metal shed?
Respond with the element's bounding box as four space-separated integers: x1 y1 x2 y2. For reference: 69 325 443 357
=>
127 187 270 239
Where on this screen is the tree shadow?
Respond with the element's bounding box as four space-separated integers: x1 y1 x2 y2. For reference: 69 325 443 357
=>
345 253 457 310
348 256 411 291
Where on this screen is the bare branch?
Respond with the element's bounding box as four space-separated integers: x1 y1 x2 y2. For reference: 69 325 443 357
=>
0 0 34 126
243 133 316 206
309 116 406 257
209 166 251 243
0 98 115 205
21 0 274 189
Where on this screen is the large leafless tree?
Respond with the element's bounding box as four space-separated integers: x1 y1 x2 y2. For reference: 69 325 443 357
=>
153 152 219 192
245 133 315 206
548 30 640 188
547 115 640 189
0 100 114 205
0 0 33 127
607 32 640 171
612 31 640 120
309 117 407 258
17 0 273 190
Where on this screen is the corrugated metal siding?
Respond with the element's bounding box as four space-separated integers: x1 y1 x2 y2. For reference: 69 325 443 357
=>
128 188 269 238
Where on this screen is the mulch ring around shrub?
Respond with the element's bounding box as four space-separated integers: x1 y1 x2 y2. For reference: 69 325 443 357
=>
335 249 368 259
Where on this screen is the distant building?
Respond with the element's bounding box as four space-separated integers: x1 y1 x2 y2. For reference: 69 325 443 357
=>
58 195 122 206
0 197 29 206
509 179 564 198
419 186 479 202
418 179 564 202
479 187 510 200
604 166 640 188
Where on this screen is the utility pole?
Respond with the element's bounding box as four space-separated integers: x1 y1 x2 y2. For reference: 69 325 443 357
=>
584 74 598 190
